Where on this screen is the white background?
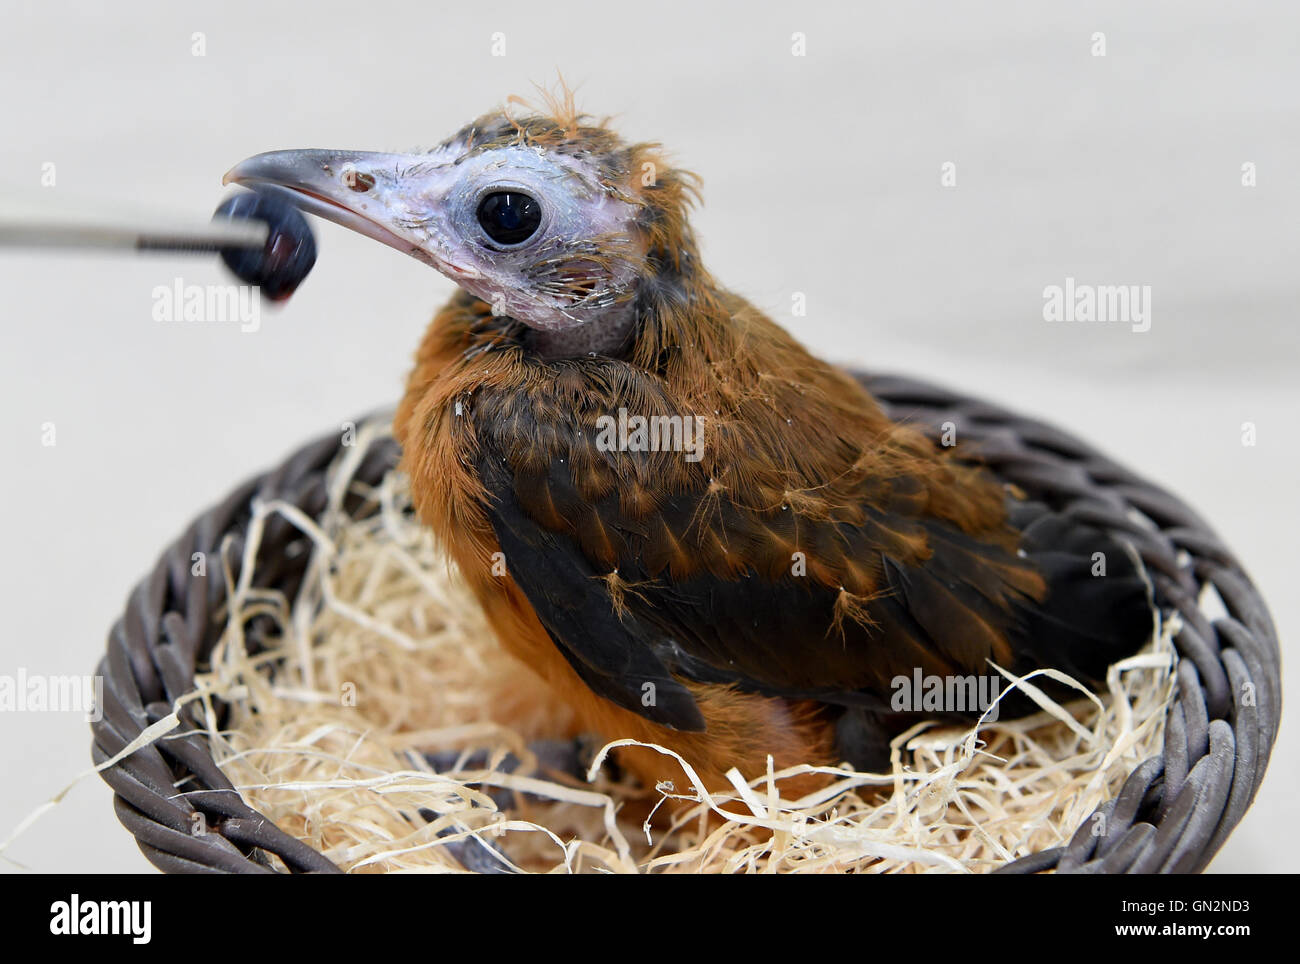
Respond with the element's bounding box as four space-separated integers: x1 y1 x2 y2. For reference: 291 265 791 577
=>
1 0 1294 873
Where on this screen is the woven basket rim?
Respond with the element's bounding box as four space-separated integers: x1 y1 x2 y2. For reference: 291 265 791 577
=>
90 370 1282 873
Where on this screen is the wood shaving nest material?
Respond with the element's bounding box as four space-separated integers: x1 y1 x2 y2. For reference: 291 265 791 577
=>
185 419 1178 874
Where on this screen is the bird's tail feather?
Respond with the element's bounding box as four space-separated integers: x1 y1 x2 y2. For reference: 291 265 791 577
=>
1004 500 1156 693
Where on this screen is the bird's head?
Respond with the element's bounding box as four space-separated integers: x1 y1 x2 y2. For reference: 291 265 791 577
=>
224 99 703 356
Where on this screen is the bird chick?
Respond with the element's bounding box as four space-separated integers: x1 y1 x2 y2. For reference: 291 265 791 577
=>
225 96 1154 797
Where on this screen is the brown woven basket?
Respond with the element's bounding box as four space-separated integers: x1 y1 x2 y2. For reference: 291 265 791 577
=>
90 371 1281 873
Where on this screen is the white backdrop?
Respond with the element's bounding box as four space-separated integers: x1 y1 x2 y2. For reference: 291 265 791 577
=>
1 0 1294 873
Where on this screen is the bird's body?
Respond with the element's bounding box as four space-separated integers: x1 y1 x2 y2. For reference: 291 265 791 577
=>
228 96 1154 794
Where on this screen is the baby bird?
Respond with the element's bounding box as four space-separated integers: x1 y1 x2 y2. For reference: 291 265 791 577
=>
225 95 1153 794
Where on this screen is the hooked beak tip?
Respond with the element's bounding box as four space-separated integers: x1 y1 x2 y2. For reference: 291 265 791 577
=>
222 153 269 188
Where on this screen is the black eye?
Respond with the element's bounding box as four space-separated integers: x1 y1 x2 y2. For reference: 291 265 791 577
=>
476 191 542 246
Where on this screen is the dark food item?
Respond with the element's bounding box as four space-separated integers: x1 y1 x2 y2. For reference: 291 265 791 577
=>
214 190 316 300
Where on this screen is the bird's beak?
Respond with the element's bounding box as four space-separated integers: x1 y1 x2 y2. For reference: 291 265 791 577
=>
223 149 470 274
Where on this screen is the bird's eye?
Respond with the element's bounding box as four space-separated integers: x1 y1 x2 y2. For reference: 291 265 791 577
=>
476 191 542 246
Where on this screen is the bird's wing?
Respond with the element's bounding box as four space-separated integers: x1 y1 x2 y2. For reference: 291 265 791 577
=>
471 402 1064 731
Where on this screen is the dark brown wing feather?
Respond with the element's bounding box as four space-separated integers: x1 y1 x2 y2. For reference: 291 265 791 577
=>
469 367 1152 740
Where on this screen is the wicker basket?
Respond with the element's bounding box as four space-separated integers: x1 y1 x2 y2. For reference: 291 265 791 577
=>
90 372 1281 873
